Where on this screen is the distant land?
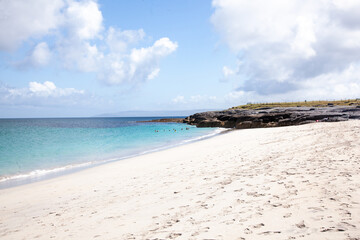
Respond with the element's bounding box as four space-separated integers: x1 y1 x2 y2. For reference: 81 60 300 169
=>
93 109 219 118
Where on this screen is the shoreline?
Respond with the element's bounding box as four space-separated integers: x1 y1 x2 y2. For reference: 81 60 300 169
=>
1 121 359 239
0 127 226 189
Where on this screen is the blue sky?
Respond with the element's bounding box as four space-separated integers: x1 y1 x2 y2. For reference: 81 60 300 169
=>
1 0 360 117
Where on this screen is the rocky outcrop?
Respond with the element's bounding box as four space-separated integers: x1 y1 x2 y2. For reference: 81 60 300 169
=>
183 106 360 129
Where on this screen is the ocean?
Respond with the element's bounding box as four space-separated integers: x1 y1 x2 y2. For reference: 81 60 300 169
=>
0 117 221 188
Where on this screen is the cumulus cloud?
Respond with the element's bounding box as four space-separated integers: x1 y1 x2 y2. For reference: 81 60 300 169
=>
6 81 84 98
0 0 177 85
99 37 178 85
30 42 52 66
0 81 86 108
0 0 64 51
0 81 88 107
106 27 145 53
29 81 56 94
55 0 104 72
224 64 360 105
14 42 52 69
211 0 360 98
58 40 104 72
64 0 103 40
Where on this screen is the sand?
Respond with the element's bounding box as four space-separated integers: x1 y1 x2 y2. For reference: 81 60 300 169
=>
0 121 360 240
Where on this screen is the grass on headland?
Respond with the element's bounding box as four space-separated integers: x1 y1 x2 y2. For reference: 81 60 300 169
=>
230 99 360 110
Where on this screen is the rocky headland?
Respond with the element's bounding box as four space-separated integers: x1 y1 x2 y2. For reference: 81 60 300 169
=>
183 106 360 129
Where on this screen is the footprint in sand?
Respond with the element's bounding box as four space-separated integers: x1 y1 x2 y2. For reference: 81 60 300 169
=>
168 232 182 238
295 220 306 229
244 228 253 234
253 223 265 228
283 213 292 218
259 231 281 235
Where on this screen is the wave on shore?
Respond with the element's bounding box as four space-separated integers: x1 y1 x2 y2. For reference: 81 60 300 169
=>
0 127 225 188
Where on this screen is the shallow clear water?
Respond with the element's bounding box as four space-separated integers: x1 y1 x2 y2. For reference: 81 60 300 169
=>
0 117 219 184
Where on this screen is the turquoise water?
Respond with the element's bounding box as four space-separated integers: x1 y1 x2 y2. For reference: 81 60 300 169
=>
0 117 219 185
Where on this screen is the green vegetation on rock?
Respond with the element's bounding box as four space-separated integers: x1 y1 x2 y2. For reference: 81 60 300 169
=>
230 99 360 110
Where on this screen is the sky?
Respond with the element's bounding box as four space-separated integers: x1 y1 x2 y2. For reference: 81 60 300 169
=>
1 0 360 117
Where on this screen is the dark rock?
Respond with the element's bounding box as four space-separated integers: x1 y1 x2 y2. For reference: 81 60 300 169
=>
197 119 224 128
341 108 360 112
183 106 360 129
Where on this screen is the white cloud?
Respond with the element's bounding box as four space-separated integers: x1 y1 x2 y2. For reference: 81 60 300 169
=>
223 64 360 105
58 40 104 72
147 68 160 80
65 0 103 40
211 0 360 98
299 64 360 100
0 0 104 69
58 23 177 84
30 42 52 66
0 1 177 86
99 37 178 85
7 81 84 98
0 81 89 109
29 81 56 95
106 27 145 52
16 42 52 69
0 0 64 51
56 0 104 72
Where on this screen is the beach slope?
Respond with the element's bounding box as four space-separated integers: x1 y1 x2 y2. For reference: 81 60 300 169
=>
1 121 359 239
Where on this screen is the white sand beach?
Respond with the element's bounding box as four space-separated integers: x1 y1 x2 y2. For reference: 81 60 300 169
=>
1 121 359 240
